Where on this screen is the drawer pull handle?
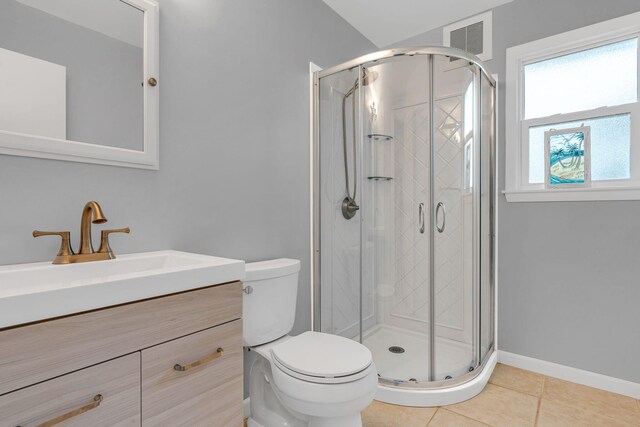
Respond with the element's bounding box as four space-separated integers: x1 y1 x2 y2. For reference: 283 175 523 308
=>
174 348 224 372
34 394 103 427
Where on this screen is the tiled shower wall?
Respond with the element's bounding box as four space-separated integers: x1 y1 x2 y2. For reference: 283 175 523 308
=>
433 96 470 335
383 98 471 341
388 103 431 324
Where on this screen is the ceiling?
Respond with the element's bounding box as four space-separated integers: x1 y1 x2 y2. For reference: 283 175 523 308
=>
322 0 514 47
16 0 143 48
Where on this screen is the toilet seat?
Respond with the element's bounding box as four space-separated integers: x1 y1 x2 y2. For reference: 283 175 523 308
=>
270 331 373 384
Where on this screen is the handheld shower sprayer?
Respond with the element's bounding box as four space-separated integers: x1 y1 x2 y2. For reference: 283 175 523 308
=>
341 68 378 220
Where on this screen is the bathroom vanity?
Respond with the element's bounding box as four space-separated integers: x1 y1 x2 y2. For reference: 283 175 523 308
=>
0 251 244 426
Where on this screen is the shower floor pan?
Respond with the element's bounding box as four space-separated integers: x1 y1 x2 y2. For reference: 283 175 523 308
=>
361 324 496 406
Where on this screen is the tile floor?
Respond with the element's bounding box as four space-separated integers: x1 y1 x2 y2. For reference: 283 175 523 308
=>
361 364 640 427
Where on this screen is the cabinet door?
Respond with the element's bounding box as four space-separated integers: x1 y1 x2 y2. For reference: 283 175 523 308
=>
0 353 140 426
142 319 243 426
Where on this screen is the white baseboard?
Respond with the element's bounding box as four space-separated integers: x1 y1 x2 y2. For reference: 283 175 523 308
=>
498 350 640 399
243 397 251 419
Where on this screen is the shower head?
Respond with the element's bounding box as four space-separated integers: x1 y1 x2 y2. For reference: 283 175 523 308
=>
361 68 378 86
344 68 378 98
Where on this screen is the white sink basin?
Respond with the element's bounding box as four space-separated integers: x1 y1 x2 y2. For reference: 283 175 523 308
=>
0 250 245 329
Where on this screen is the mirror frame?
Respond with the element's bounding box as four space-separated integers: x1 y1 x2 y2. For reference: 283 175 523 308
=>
0 0 159 170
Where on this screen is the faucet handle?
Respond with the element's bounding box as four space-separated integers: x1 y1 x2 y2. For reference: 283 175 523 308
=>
97 227 130 258
33 230 74 264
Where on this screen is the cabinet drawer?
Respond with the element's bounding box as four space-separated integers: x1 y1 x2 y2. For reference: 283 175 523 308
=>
0 281 242 395
142 319 243 426
0 353 140 427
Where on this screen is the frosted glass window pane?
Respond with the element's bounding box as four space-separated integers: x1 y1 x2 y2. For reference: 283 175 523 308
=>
464 81 474 138
529 114 630 183
524 38 638 119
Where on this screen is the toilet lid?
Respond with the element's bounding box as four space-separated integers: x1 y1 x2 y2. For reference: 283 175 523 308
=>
270 331 372 380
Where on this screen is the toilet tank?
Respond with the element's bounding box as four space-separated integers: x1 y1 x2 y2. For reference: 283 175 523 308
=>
243 258 301 347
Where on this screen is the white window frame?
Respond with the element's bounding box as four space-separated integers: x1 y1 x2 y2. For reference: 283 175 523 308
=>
505 12 640 202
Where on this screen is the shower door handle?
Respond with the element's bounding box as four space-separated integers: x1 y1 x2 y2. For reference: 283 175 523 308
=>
418 203 425 234
436 202 446 233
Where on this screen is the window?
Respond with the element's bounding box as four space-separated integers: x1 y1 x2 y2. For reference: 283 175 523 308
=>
464 81 474 192
505 12 640 201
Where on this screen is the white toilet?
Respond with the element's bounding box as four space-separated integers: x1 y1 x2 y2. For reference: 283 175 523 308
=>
244 258 378 427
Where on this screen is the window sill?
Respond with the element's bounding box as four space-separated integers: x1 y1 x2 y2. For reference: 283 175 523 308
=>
504 186 640 202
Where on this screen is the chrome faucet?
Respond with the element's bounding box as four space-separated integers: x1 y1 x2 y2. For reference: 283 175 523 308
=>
33 201 129 264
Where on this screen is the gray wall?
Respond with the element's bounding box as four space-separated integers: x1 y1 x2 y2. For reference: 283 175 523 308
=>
0 0 375 396
392 0 640 383
0 0 143 150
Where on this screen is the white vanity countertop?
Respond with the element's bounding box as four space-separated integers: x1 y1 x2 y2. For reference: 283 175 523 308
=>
0 250 245 329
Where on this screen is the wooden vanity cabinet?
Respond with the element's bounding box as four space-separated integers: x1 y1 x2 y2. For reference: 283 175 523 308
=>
0 281 243 427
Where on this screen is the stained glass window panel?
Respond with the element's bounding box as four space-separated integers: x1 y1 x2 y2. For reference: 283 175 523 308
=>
524 38 638 119
546 129 589 186
529 114 631 183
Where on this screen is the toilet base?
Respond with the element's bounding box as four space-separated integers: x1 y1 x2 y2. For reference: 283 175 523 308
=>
249 357 307 427
249 352 371 427
308 414 362 427
248 413 363 427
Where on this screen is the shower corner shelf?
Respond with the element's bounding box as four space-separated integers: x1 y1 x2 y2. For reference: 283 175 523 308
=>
367 134 394 141
367 176 393 181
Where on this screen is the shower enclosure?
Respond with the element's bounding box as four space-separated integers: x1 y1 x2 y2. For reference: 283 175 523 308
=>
312 47 496 406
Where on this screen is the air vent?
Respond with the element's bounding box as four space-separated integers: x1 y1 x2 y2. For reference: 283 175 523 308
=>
450 21 483 56
443 11 492 61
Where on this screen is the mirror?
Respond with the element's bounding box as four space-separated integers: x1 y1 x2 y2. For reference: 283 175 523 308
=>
0 0 159 169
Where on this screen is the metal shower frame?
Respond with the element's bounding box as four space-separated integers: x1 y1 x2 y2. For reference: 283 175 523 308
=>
311 46 496 391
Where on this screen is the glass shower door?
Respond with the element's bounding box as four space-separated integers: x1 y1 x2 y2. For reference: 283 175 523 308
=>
317 66 364 343
479 73 495 362
362 55 433 384
431 56 478 380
